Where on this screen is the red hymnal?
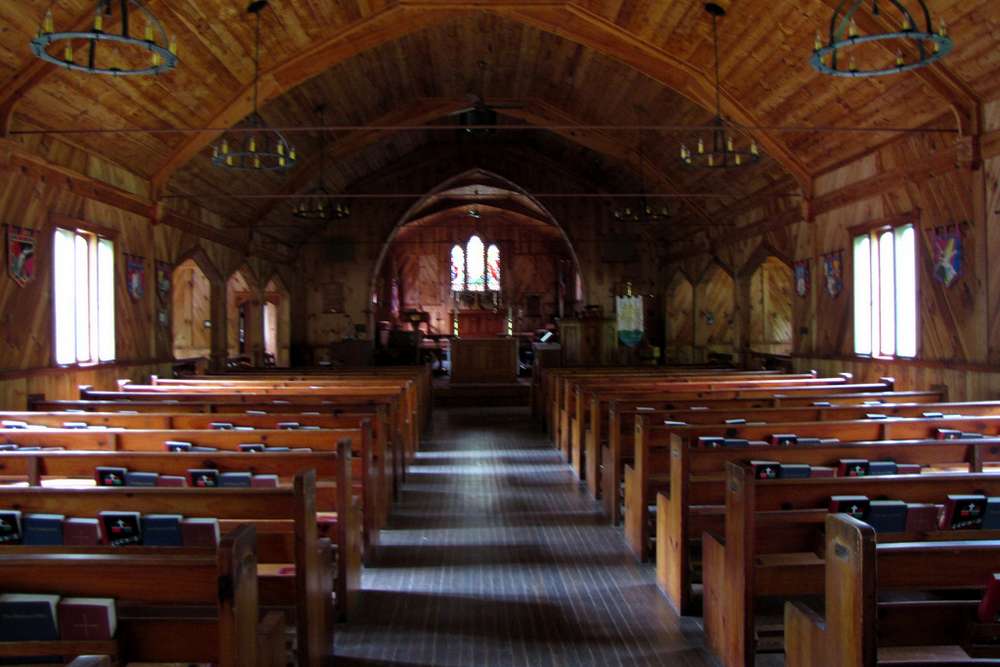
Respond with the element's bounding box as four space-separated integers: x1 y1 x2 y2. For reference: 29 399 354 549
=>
904 503 943 533
58 598 116 640
978 574 1000 623
63 517 101 546
180 518 220 548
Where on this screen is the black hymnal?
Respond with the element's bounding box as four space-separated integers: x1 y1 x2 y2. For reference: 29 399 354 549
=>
770 434 798 446
941 494 988 530
0 594 60 641
0 510 22 543
779 463 811 479
722 438 749 448
838 459 869 477
750 460 780 480
188 469 219 488
21 514 64 546
164 440 193 452
867 461 898 476
99 511 142 546
239 443 266 453
937 428 962 440
829 495 870 520
866 500 908 533
697 436 724 448
219 472 252 488
210 422 234 430
95 466 127 487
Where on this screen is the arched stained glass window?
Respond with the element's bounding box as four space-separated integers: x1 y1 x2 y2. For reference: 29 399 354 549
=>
486 244 500 291
466 235 486 292
450 244 465 292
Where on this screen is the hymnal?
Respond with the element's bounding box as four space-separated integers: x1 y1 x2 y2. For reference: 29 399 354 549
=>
22 513 64 545
265 446 290 452
635 406 655 412
769 434 798 446
188 469 219 487
867 461 898 476
190 446 218 452
810 466 836 478
796 437 822 446
0 593 60 641
141 514 183 546
99 511 142 546
62 422 89 429
239 443 266 453
937 428 962 440
838 459 869 477
219 472 252 488
63 517 101 545
865 500 908 533
981 497 1000 530
251 474 279 488
750 460 780 480
864 413 888 420
125 471 159 487
896 463 922 475
961 432 985 439
0 420 27 429
301 426 322 431
245 410 267 416
58 597 116 640
904 503 942 533
977 573 1000 623
210 422 234 430
0 443 18 451
234 426 255 431
0 509 22 543
95 466 128 487
724 418 747 425
722 439 748 448
812 401 833 407
277 422 300 430
778 463 811 479
180 517 220 547
156 475 187 487
697 436 724 448
164 440 193 452
829 495 870 520
941 494 988 530
921 412 945 419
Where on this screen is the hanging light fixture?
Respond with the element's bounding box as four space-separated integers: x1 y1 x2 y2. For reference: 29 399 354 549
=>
680 3 760 170
812 0 952 78
292 105 350 221
212 1 295 172
613 140 669 223
31 0 177 76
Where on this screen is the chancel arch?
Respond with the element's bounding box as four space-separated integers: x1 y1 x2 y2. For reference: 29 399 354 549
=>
664 271 695 364
263 274 291 367
225 265 260 364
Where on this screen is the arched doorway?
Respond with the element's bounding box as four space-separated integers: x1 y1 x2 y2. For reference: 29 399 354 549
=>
694 261 736 363
748 256 793 356
171 258 212 360
664 272 694 364
226 266 258 363
263 275 291 367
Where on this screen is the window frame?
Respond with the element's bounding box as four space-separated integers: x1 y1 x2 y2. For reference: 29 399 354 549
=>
51 216 118 368
850 213 919 360
450 235 501 293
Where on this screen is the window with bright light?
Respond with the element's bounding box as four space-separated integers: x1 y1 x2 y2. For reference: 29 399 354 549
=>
450 236 501 293
54 227 115 365
853 223 916 358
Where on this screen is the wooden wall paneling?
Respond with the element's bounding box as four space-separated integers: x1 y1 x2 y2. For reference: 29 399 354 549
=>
664 272 694 363
693 261 736 362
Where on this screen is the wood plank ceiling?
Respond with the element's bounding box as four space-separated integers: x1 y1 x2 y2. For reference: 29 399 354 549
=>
0 0 995 247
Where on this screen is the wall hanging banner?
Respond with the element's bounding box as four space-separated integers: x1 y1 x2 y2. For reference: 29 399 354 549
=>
157 307 169 329
6 226 36 287
793 259 810 298
822 250 843 298
932 224 962 287
616 294 644 348
125 254 145 301
155 261 172 303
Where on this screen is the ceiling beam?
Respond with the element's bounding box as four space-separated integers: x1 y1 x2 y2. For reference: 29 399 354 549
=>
814 0 981 137
148 1 813 196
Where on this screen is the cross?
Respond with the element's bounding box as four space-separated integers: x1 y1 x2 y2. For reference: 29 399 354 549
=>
73 614 101 639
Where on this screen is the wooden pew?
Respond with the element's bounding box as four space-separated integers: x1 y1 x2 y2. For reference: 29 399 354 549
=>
785 513 1000 667
703 466 1000 667
0 426 381 561
0 447 361 622
0 524 281 667
653 435 1000 614
0 471 332 667
625 413 1000 561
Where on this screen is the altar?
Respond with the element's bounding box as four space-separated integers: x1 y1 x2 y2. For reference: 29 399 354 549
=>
450 336 518 383
456 310 506 337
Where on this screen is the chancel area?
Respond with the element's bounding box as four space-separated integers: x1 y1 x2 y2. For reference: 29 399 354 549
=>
0 0 999 665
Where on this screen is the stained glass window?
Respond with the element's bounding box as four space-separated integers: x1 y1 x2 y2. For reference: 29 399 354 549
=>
486 244 500 291
466 235 486 292
450 244 465 292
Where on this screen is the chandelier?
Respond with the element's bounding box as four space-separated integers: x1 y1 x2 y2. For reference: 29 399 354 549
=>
680 3 760 170
811 0 952 78
292 106 350 221
31 0 177 76
613 142 669 223
212 1 295 172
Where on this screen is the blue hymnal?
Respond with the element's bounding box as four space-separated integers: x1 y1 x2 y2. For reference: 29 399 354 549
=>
867 461 898 476
141 514 183 546
125 471 159 487
21 514 64 546
264 446 290 452
983 498 1000 530
219 472 252 488
866 500 908 533
0 594 60 641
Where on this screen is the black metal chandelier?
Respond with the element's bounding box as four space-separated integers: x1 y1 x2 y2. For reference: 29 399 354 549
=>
811 0 952 78
212 1 295 172
292 106 350 221
612 144 669 223
680 3 760 170
31 1 177 77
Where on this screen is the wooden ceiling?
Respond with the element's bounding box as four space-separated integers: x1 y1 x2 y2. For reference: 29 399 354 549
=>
1 0 996 247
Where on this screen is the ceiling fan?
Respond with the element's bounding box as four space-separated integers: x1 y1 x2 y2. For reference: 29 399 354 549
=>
449 60 524 132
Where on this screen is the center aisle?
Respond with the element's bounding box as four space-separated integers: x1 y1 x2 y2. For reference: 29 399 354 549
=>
335 406 715 667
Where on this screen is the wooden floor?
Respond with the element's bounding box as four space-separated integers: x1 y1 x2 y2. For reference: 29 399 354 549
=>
335 406 715 666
